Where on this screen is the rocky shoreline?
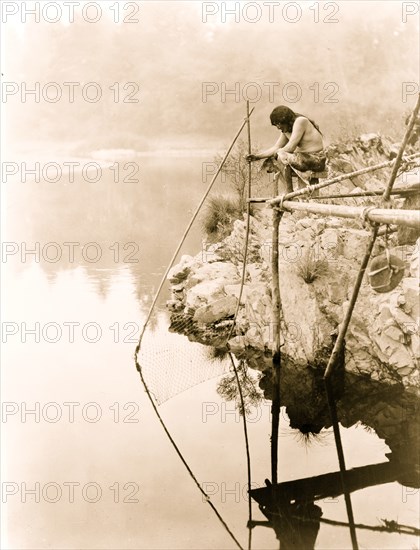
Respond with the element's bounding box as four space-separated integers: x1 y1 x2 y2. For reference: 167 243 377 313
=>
167 134 419 397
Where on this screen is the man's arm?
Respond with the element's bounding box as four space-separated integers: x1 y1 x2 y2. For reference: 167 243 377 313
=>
247 133 288 161
278 117 307 153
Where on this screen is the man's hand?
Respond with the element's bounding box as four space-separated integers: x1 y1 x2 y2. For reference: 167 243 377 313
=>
245 154 260 163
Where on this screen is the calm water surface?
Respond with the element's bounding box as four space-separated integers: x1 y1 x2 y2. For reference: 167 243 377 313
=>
2 156 419 549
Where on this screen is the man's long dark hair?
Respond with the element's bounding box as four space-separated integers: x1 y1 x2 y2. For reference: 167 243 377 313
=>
270 105 322 135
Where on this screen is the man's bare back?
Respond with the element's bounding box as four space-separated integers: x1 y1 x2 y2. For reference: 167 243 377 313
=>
283 116 323 153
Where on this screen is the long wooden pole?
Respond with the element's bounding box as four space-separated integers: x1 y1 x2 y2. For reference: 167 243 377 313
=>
245 100 253 550
249 182 420 203
269 152 420 205
324 92 420 380
274 202 420 229
136 108 255 348
322 93 420 550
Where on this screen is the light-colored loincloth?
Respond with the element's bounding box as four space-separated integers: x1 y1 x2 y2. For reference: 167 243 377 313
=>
279 151 326 172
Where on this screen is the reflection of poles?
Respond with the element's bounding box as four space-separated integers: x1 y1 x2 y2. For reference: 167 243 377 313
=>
324 378 358 549
250 460 419 547
322 94 420 550
250 511 420 538
263 501 322 550
320 516 420 536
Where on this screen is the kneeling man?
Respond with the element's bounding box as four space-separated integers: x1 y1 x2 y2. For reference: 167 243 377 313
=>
246 105 326 192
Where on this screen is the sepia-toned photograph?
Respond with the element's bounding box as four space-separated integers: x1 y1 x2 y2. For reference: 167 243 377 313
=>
1 1 419 549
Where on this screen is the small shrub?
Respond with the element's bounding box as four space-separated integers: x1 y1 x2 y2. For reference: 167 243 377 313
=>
201 195 242 241
296 249 329 284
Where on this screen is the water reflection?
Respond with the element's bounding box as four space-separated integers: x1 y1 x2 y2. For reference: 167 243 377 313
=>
221 356 420 548
258 361 419 475
250 461 419 549
4 153 420 548
4 156 210 311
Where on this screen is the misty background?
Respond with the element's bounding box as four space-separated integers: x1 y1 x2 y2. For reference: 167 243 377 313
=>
1 3 420 549
3 0 419 155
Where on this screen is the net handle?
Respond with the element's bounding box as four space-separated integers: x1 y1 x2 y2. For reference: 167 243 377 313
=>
136 107 255 349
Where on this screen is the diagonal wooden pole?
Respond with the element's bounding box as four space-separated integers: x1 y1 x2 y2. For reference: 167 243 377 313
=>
322 93 420 550
136 108 255 349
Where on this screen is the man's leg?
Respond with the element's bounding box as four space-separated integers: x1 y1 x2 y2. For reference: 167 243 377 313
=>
273 151 294 194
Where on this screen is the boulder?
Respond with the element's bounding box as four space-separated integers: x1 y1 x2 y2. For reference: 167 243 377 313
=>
186 261 239 289
185 280 227 311
193 296 238 324
168 255 197 284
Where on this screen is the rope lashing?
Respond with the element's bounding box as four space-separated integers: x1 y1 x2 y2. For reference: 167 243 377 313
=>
360 206 378 228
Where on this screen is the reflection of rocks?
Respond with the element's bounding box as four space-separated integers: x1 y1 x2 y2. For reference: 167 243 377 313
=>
259 360 419 479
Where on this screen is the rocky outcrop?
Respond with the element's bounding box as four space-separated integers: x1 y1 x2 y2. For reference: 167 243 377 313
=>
167 134 419 397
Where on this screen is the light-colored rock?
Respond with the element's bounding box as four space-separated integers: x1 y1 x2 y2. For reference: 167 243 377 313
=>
383 325 404 342
245 325 264 349
342 229 371 261
224 283 267 304
358 133 381 148
168 255 197 284
246 263 269 283
185 280 227 310
186 262 240 289
410 334 420 358
320 229 342 259
396 365 414 376
193 295 238 324
227 335 247 354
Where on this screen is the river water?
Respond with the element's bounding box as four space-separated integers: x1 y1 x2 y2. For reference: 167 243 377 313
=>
2 154 419 549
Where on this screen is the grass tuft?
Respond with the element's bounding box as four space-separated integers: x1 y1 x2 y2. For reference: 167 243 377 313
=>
201 195 242 242
296 249 329 284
